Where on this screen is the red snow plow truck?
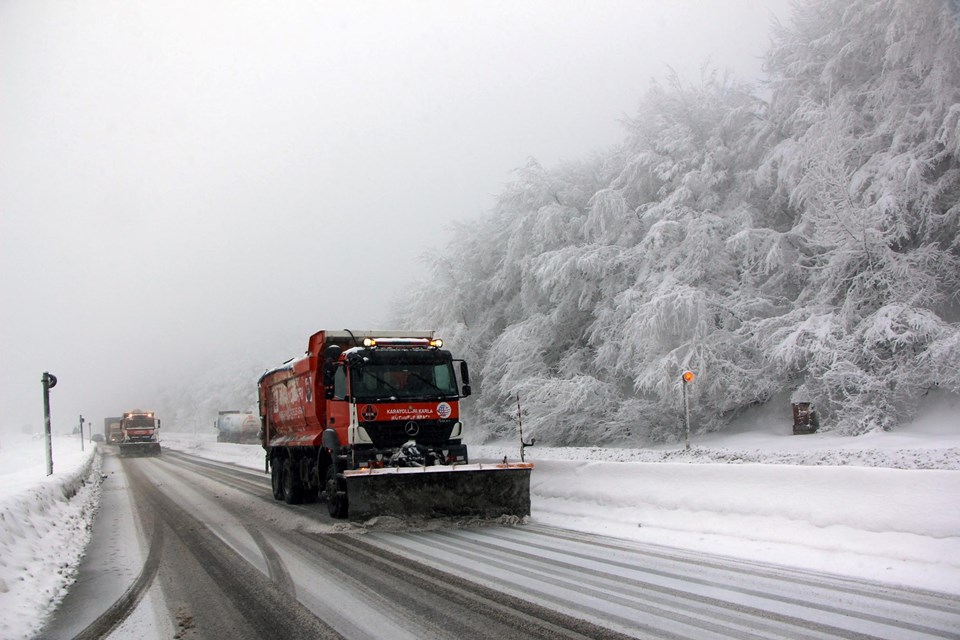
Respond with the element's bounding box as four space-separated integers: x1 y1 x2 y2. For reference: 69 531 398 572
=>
119 410 161 457
258 330 532 520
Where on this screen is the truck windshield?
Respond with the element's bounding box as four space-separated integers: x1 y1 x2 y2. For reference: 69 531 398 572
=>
352 363 458 400
125 418 156 429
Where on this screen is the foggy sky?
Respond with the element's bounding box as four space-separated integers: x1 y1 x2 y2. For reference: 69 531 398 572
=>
1 0 790 434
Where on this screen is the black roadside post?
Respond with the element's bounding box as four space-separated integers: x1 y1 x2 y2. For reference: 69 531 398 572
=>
42 372 57 476
516 394 535 462
79 415 85 452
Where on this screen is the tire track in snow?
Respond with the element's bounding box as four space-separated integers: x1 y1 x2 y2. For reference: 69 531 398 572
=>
123 459 342 639
156 450 298 595
528 524 960 615
70 511 164 639
471 526 958 637
297 531 638 640
163 450 622 638
364 525 960 639
161 449 960 639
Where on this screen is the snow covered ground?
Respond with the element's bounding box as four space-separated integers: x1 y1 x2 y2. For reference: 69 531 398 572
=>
1 393 958 639
0 434 101 640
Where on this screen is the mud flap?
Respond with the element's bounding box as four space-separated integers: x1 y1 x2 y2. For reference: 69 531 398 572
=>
344 463 533 521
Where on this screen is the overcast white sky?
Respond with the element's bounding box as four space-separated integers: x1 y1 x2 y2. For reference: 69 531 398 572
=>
1 0 791 433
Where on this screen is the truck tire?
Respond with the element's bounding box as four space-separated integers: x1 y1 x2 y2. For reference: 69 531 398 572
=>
270 459 284 500
302 478 319 504
325 465 348 519
282 458 302 504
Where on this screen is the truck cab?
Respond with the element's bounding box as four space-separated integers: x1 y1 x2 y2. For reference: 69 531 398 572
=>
119 410 161 457
321 336 471 468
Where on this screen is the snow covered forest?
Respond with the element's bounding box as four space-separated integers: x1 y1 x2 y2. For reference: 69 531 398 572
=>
396 0 960 444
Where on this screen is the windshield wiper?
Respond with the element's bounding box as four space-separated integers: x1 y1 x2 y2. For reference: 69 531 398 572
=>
407 372 451 395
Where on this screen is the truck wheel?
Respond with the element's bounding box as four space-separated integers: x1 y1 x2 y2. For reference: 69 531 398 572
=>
325 466 348 519
270 460 284 500
282 458 302 504
302 480 319 504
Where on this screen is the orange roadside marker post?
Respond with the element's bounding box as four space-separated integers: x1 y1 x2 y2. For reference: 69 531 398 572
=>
681 370 695 450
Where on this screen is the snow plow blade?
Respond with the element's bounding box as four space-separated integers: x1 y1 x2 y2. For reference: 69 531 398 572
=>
344 462 533 521
119 443 161 457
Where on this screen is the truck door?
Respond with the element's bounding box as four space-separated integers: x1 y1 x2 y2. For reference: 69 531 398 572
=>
326 364 351 441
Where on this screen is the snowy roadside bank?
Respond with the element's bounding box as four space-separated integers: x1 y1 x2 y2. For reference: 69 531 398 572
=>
0 436 102 640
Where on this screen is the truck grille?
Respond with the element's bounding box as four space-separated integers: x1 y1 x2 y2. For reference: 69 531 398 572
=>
362 421 455 448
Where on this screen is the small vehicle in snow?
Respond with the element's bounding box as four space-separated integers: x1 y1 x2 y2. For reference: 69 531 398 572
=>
104 416 122 444
214 410 261 444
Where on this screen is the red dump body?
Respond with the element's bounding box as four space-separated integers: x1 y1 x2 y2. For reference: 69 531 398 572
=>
258 341 328 447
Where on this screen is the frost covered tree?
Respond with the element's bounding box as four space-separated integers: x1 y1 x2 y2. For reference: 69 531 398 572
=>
398 0 960 444
402 71 775 444
590 70 776 439
757 0 960 432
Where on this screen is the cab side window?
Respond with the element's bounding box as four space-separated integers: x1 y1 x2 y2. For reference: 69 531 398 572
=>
333 365 347 400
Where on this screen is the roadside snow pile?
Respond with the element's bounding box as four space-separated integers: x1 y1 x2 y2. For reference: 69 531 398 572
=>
476 443 960 469
477 391 960 469
0 436 102 640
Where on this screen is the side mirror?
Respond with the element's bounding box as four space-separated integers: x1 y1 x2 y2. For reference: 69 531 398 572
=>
323 345 342 388
324 344 342 360
459 361 471 396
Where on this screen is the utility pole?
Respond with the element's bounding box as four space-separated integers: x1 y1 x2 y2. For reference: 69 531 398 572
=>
42 372 57 476
681 370 695 451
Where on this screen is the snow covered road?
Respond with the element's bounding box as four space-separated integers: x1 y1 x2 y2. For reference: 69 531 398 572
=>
43 449 631 639
369 525 960 639
6 413 960 639
40 447 960 639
